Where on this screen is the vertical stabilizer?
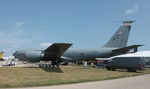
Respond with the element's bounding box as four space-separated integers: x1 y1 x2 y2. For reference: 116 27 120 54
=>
0 51 4 59
104 21 135 48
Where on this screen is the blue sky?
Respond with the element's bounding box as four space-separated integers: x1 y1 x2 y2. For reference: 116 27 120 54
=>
0 0 150 56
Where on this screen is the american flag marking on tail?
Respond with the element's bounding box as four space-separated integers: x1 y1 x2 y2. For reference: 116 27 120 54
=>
117 32 122 35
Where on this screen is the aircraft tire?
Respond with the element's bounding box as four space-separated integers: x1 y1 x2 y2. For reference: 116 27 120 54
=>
127 68 136 72
112 68 116 71
106 66 111 70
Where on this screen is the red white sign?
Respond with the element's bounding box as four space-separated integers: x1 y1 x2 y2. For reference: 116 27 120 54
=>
122 23 131 26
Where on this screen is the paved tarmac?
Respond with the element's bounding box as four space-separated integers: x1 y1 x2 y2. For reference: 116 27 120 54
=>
8 74 150 89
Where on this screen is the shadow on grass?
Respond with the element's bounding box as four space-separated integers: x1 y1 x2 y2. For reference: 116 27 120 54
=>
110 69 143 73
41 67 63 73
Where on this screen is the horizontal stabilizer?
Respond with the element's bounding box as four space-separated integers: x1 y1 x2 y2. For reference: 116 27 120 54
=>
120 20 136 23
112 45 143 53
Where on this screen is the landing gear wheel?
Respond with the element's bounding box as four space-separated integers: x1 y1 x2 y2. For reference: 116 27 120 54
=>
112 68 116 71
127 68 136 72
51 60 62 67
106 66 111 70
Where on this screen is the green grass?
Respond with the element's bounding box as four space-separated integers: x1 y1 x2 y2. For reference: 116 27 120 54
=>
0 65 150 88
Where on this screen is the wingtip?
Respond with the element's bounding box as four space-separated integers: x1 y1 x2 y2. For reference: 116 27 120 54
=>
120 20 136 26
121 20 136 23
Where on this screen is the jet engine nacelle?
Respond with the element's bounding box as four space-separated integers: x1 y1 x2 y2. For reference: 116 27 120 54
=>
24 51 44 62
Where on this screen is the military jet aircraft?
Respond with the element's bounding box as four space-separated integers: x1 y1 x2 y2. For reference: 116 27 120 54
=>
13 21 142 66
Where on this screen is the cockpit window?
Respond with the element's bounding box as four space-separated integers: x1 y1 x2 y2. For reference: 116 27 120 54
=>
13 51 18 56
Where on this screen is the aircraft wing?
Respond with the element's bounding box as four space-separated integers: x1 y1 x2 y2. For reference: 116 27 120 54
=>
44 43 72 58
112 45 143 53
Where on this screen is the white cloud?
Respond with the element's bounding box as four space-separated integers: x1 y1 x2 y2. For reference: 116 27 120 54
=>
125 10 134 14
11 44 20 48
134 4 138 12
0 31 4 37
40 43 52 47
125 4 139 14
0 38 30 45
15 22 24 29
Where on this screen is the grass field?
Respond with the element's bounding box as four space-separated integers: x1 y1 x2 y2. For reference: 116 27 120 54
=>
0 65 150 88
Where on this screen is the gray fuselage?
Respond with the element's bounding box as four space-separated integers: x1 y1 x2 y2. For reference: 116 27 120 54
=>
13 47 117 62
62 47 116 61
